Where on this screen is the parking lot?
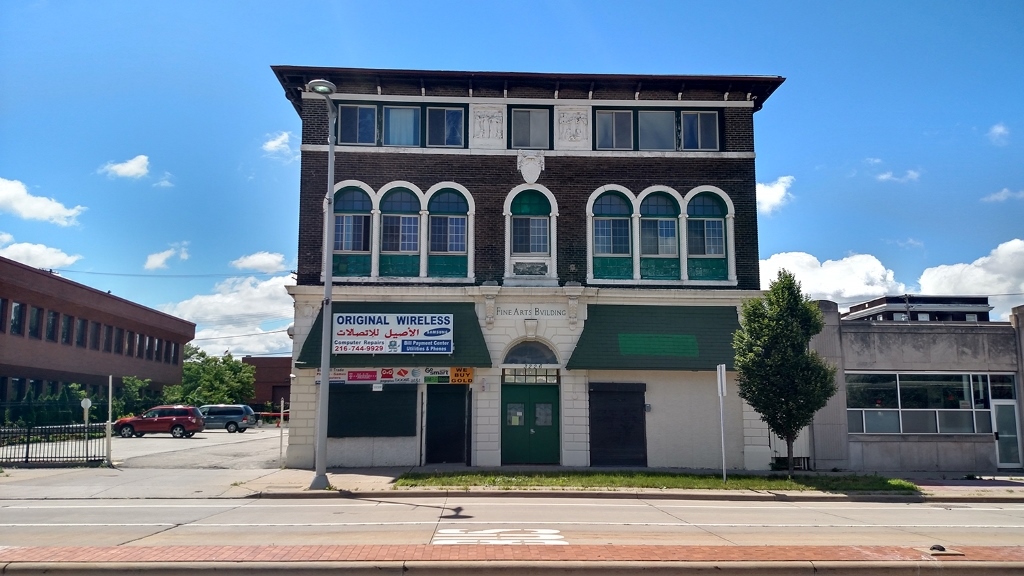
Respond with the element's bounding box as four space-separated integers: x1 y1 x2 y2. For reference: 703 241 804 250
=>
112 425 288 469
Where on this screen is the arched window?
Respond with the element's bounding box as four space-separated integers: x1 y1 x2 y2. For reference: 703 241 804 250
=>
592 192 632 280
428 189 469 277
686 192 726 280
511 191 550 255
333 187 372 276
379 188 420 277
640 193 680 280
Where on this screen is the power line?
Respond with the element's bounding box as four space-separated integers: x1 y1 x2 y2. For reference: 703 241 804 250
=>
193 329 290 341
52 269 295 279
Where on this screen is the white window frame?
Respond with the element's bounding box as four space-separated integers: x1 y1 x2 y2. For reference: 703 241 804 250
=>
504 184 558 284
380 214 420 253
428 215 467 254
511 108 550 149
382 105 421 147
639 218 677 256
334 214 371 252
595 110 633 150
339 104 377 146
593 217 632 256
426 107 465 148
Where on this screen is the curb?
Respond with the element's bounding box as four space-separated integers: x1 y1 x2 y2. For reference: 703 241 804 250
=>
3 561 1024 575
248 487 1024 504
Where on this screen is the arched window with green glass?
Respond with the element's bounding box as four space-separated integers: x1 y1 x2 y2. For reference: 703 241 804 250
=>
379 188 421 277
333 186 372 277
511 191 550 255
592 192 632 279
428 189 469 277
686 192 727 280
640 193 680 280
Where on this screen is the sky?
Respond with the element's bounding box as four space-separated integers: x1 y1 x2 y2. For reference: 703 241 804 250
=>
2 0 1022 357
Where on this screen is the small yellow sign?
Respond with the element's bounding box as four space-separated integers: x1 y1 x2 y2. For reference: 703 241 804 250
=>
450 367 474 384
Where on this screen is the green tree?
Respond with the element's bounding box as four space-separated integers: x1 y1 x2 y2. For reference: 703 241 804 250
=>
732 269 837 477
114 376 153 419
164 344 255 406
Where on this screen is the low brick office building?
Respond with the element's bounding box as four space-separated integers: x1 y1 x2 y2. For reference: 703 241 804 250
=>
275 66 786 469
0 256 195 402
242 356 292 409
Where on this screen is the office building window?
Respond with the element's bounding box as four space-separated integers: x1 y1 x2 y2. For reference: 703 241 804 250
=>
61 314 74 345
45 310 59 342
511 108 550 149
28 306 43 339
427 107 464 147
339 104 376 145
383 106 420 146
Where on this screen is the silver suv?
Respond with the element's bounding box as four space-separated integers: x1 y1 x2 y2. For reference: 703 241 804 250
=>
199 404 257 433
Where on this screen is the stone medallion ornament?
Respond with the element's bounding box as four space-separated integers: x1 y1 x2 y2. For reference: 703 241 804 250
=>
517 150 545 184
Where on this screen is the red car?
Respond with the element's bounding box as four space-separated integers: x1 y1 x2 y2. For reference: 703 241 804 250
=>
114 405 205 439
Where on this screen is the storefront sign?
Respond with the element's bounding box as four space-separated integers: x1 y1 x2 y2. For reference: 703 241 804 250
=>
332 313 454 354
495 305 567 317
423 367 450 384
450 367 474 384
314 368 346 385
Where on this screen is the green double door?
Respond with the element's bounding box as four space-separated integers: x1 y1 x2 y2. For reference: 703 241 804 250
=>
501 385 559 464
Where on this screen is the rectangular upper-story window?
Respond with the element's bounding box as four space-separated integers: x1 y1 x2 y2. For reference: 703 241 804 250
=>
28 306 43 339
334 215 371 252
383 106 420 146
126 330 136 356
89 321 101 350
429 216 467 253
681 111 719 150
75 318 88 347
0 298 7 333
61 314 73 344
427 107 464 147
9 302 24 336
114 327 124 354
339 105 377 145
381 215 419 253
102 325 114 352
595 110 633 150
511 108 550 149
45 310 59 342
638 111 677 151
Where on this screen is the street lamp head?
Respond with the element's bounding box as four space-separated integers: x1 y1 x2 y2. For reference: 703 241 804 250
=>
306 79 337 95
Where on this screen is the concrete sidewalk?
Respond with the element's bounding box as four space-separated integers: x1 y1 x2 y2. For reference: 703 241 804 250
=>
1 465 1023 502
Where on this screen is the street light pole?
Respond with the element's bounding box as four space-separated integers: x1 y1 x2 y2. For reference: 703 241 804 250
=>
306 79 337 490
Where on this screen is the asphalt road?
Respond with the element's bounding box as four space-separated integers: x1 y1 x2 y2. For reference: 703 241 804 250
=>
112 426 289 469
1 496 1023 548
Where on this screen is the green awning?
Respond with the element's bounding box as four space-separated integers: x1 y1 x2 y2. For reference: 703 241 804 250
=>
296 302 492 369
566 305 739 371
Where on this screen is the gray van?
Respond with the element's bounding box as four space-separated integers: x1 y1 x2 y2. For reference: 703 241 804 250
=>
199 404 257 433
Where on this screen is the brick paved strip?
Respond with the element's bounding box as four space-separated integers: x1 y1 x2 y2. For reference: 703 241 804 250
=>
1 545 1023 563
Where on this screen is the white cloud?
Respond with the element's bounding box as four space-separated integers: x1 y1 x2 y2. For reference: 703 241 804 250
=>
0 177 86 226
896 238 924 249
262 131 298 162
0 233 82 268
99 155 150 178
231 251 289 273
760 252 906 304
981 188 1024 202
153 172 174 188
987 123 1010 146
864 157 882 165
144 242 189 270
918 239 1024 320
877 170 920 183
161 275 296 357
756 175 795 215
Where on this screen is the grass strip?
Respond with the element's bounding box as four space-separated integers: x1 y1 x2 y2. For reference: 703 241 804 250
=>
395 471 918 492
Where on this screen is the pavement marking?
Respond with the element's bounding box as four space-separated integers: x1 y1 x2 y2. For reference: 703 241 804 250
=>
432 528 567 545
2 521 1023 528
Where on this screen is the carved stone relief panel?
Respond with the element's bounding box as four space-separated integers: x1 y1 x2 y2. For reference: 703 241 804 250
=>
469 104 506 149
554 105 591 150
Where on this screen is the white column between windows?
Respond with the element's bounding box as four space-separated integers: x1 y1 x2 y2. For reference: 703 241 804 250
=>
586 212 594 281
679 214 688 281
548 213 558 280
418 210 429 278
503 211 512 279
466 210 475 279
370 209 381 278
631 212 641 280
726 213 736 282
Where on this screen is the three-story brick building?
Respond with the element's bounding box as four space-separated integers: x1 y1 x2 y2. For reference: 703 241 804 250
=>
275 66 785 469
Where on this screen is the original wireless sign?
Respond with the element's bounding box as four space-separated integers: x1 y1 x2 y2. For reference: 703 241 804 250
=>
332 313 454 354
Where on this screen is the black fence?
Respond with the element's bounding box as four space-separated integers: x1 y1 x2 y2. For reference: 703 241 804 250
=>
2 399 112 428
0 423 108 465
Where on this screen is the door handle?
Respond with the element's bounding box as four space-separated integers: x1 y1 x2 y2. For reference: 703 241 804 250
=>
530 428 535 434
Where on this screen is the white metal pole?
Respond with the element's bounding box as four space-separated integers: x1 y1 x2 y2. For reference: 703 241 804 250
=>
106 375 113 466
310 95 337 490
717 364 727 483
279 396 285 468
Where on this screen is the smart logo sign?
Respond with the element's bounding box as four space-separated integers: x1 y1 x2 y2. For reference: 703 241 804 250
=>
332 313 454 354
